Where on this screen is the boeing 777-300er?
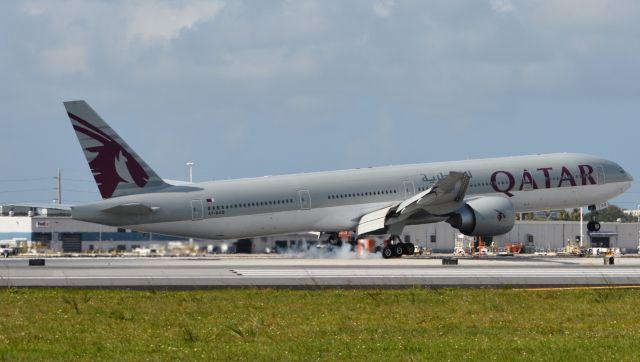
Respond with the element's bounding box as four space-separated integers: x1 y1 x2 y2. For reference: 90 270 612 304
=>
63 100 633 258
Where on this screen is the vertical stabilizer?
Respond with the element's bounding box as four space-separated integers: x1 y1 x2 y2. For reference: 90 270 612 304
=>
64 100 168 199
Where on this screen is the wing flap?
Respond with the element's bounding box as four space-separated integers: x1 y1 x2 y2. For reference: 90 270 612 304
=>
356 206 394 236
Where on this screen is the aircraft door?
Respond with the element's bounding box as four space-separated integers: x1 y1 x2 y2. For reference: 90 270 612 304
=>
403 181 415 199
299 190 311 210
191 200 204 220
596 165 606 185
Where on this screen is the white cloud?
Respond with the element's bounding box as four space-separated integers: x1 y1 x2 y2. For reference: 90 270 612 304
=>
373 0 396 18
530 0 638 28
490 0 516 14
41 43 90 77
21 1 50 16
209 47 319 81
124 0 225 45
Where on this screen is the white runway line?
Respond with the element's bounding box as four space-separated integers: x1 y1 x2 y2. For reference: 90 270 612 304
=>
0 276 240 280
231 268 640 278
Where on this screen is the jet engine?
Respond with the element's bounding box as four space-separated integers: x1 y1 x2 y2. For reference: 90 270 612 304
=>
447 196 515 236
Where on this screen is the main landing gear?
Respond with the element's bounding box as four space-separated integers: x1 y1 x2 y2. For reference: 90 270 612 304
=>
587 204 601 233
382 236 415 259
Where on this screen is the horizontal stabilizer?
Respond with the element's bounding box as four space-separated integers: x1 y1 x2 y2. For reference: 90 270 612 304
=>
1 203 72 211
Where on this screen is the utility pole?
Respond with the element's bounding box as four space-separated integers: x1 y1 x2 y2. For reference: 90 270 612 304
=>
54 169 62 205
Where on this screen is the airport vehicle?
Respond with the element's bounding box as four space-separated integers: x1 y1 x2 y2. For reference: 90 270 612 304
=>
0 243 17 258
62 101 633 258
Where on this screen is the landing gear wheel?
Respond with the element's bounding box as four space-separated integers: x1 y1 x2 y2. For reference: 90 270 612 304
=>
587 221 602 232
382 246 394 259
393 243 405 257
587 204 601 233
403 243 415 256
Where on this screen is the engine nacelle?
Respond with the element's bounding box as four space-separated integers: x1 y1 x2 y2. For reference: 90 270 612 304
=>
447 196 515 236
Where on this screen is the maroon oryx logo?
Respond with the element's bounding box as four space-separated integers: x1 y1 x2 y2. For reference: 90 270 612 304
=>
495 210 506 222
68 113 149 198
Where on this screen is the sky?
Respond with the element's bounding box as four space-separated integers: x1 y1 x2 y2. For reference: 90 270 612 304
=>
0 0 638 209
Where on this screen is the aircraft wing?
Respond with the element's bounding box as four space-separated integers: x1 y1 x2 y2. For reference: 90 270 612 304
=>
397 171 470 216
356 172 470 236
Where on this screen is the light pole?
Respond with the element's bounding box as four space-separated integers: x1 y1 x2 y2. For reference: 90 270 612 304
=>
579 207 583 248
187 162 194 183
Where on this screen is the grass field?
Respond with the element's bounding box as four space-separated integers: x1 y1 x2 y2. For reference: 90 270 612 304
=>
0 287 638 361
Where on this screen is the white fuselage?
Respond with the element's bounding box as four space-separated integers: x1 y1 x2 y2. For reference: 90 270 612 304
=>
73 153 633 240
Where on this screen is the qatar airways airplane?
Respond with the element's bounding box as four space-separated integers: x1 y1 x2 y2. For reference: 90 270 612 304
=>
64 101 633 258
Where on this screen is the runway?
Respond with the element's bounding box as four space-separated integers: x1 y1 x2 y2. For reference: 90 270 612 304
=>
1 256 640 288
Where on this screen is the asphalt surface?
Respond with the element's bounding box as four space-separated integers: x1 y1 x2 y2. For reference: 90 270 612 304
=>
0 256 639 289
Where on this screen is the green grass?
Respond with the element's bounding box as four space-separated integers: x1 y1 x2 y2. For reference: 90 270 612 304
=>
0 288 639 361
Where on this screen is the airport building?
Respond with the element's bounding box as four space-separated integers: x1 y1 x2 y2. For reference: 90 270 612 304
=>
0 205 186 253
403 221 640 253
1 204 639 254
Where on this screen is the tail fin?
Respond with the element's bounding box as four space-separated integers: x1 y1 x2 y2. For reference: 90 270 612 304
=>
64 100 169 199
